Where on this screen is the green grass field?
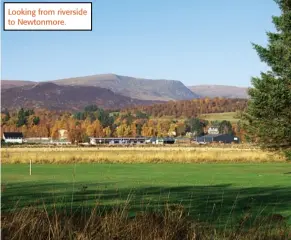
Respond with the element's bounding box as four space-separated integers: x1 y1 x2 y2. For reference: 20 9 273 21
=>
149 112 240 123
2 163 291 226
199 112 239 123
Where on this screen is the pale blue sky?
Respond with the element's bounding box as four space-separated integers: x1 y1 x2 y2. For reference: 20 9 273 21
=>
1 0 280 87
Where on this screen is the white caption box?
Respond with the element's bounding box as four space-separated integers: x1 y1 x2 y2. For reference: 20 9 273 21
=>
4 2 92 31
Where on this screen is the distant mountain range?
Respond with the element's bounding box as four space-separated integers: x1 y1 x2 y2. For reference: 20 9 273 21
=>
1 82 161 111
52 74 199 101
188 85 249 99
1 74 249 111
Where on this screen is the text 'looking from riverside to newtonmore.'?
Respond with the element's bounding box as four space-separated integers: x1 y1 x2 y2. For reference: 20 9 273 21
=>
4 2 92 31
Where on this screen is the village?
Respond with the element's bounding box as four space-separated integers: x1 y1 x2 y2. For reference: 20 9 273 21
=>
2 125 240 146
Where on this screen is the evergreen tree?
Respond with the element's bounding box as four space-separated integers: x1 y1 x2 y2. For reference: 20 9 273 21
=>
187 118 204 136
219 120 233 135
32 116 40 125
16 108 27 127
4 112 10 122
244 0 291 149
84 105 99 112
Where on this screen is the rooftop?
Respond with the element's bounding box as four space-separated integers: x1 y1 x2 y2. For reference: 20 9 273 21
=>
3 132 23 138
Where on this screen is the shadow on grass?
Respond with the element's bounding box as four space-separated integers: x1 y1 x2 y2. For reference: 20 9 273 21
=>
2 181 291 226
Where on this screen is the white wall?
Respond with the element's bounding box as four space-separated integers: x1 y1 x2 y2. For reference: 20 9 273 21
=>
4 138 23 144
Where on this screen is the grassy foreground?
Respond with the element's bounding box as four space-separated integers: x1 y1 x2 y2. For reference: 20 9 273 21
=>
2 148 291 239
2 163 291 222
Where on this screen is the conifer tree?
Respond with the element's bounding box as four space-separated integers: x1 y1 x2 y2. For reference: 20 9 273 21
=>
244 0 291 149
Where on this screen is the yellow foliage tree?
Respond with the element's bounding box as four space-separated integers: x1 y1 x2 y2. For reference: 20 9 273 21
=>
116 123 127 137
130 123 137 137
86 124 95 137
103 126 112 137
91 119 104 137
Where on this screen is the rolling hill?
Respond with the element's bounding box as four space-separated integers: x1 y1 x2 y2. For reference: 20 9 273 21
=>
188 85 249 99
1 82 161 111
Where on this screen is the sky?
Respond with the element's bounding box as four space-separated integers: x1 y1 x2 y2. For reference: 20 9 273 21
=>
1 0 281 87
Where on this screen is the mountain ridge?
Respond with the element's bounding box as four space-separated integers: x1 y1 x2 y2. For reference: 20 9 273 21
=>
52 73 199 101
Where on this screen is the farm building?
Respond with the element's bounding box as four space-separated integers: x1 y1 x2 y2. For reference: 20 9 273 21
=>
24 137 71 145
195 134 239 144
145 137 175 144
163 137 175 144
207 127 220 134
89 137 147 145
2 132 23 144
89 137 176 145
24 137 52 144
58 129 68 140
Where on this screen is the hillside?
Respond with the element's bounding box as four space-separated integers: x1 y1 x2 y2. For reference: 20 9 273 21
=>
188 85 249 99
1 82 160 111
1 80 35 89
125 98 248 118
53 74 199 101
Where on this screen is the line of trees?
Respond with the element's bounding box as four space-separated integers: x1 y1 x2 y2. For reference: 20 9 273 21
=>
126 98 247 118
1 105 245 143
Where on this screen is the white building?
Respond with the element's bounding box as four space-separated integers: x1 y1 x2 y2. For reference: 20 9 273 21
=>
58 129 68 140
207 127 220 135
3 132 24 144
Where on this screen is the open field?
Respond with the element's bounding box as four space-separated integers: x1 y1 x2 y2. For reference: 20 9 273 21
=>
2 147 291 238
2 163 291 225
2 163 291 239
1 146 287 163
199 112 240 123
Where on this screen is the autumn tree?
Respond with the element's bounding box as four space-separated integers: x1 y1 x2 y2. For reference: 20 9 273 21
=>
141 122 154 137
168 123 177 136
86 124 95 137
156 122 163 137
116 123 128 137
103 126 112 137
176 122 186 136
130 123 137 137
91 119 104 137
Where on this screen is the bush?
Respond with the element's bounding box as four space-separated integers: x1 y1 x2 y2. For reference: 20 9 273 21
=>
283 149 291 161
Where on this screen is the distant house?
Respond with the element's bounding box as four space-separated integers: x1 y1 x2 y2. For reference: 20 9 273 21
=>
195 134 239 144
58 129 68 140
207 127 220 135
3 132 23 144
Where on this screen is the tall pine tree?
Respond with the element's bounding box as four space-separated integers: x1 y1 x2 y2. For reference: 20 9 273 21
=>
244 0 291 149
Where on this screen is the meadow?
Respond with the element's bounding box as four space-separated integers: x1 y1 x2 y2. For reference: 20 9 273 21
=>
2 146 291 239
198 112 240 123
1 145 287 164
